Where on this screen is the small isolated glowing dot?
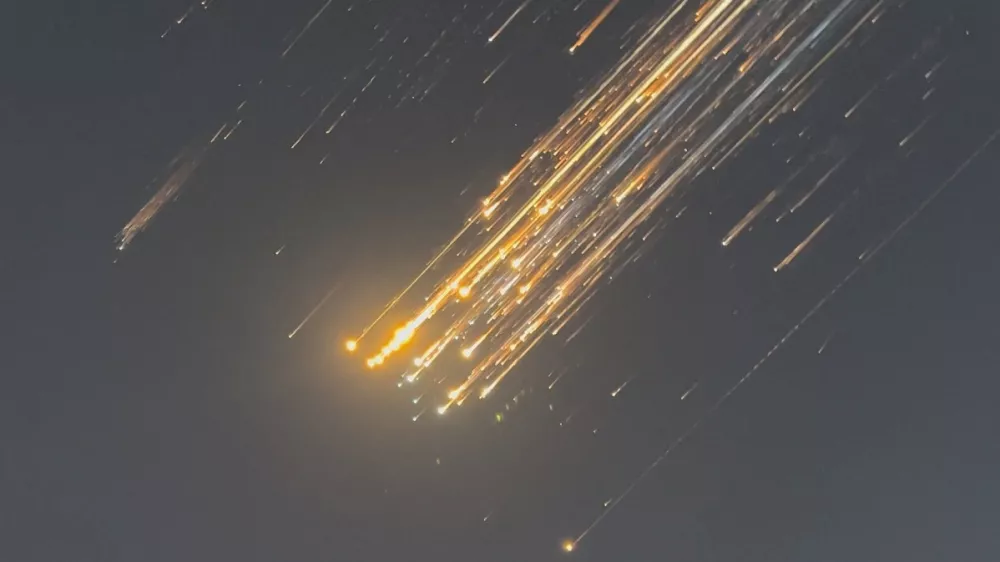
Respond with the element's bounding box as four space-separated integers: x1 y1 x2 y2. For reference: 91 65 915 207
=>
458 286 471 298
561 539 576 553
345 339 358 352
436 405 448 415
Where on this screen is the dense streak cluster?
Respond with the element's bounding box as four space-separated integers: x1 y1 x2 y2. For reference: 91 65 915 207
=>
350 0 890 413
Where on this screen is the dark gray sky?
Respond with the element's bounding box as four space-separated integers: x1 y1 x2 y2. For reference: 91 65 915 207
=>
4 1 999 560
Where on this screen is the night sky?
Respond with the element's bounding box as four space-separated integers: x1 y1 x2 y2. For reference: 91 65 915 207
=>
5 1 1000 561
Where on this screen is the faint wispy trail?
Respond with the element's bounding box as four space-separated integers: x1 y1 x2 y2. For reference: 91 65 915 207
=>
116 143 208 252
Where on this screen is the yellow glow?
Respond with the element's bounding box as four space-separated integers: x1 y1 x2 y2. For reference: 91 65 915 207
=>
461 347 474 359
561 540 576 553
345 339 358 352
458 286 472 298
447 388 461 400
